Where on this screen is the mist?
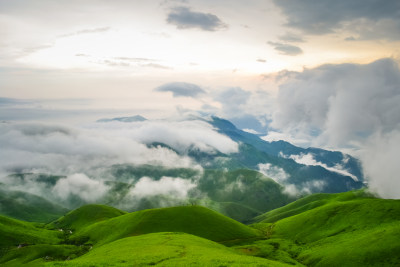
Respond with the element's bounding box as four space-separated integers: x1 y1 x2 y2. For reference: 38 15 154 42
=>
0 117 238 208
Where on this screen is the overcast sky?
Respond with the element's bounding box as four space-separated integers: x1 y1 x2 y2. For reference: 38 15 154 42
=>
1 0 400 197
1 0 398 103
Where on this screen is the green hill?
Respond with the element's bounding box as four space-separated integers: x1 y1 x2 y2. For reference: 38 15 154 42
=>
237 190 400 266
1 192 399 266
49 204 126 231
47 232 290 266
0 215 61 247
253 190 373 223
72 205 260 246
0 189 69 223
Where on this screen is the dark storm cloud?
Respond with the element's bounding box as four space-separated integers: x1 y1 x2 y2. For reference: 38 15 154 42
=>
268 42 303 56
166 7 227 31
155 82 206 97
273 0 400 40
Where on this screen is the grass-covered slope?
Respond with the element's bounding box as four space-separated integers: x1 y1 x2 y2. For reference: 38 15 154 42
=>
73 206 260 246
0 215 60 246
253 190 372 223
49 204 126 231
48 232 290 267
248 190 400 266
0 189 68 223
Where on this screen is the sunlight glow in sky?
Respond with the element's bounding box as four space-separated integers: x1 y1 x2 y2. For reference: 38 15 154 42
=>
2 0 399 102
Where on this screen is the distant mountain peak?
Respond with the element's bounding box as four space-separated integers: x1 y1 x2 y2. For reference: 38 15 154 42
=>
97 115 147 123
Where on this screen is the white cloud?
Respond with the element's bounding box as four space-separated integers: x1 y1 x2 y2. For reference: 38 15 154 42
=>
128 176 196 199
98 119 238 154
360 131 400 199
258 163 289 184
242 128 260 134
283 180 326 197
52 173 108 202
270 58 400 198
261 131 311 147
0 117 239 177
286 153 359 181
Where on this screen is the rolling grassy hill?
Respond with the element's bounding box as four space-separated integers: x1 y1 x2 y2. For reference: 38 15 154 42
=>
235 190 400 266
47 232 290 266
49 204 126 231
0 215 60 247
0 189 68 223
71 205 260 246
1 191 399 266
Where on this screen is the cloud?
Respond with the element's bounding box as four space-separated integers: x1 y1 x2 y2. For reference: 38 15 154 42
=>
52 173 108 202
113 57 155 62
271 58 400 198
273 0 400 40
272 58 400 147
279 32 305 43
166 6 227 31
101 60 130 67
0 117 239 206
258 163 289 184
283 180 326 196
268 41 303 56
0 118 238 176
155 82 206 97
59 27 111 38
360 131 400 199
141 63 172 70
128 176 196 199
0 97 32 107
0 121 198 176
242 128 261 135
285 153 359 181
261 131 311 147
214 87 251 117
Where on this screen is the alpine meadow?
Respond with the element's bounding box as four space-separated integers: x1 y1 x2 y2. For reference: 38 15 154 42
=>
1 0 400 266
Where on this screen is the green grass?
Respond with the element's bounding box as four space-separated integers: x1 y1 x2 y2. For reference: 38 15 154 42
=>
0 244 87 266
252 190 400 266
1 191 399 266
47 232 291 266
0 215 61 246
254 190 375 223
0 189 69 223
48 204 126 231
72 205 260 246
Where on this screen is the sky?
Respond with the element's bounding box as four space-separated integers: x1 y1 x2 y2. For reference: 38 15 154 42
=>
1 0 400 198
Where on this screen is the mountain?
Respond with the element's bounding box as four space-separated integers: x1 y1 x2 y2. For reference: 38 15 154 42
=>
1 193 399 266
70 206 260 246
207 117 364 192
49 204 126 231
96 115 147 123
0 206 278 266
0 116 366 224
52 232 290 266
0 188 68 223
238 190 400 266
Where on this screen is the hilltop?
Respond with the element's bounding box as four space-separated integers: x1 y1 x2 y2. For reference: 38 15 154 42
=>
0 192 399 266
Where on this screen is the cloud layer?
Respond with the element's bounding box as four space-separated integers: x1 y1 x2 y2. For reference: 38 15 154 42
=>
166 6 227 31
155 82 206 97
0 118 238 177
268 42 303 56
273 0 400 40
271 58 400 198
